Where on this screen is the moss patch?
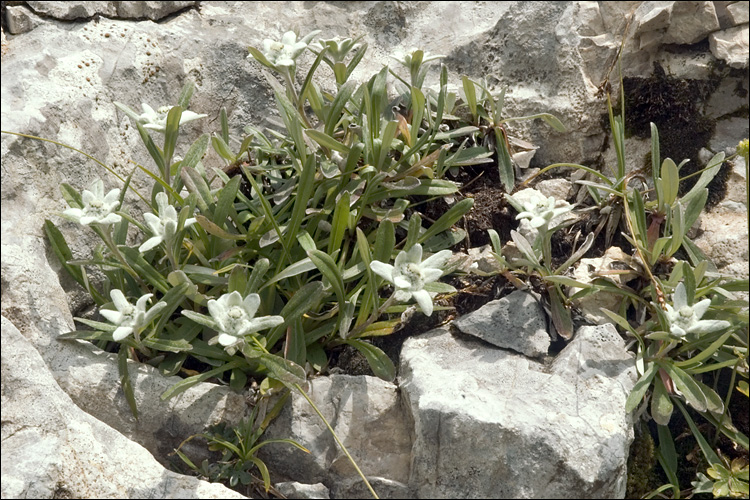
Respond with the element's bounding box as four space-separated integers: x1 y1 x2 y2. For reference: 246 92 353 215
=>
621 62 730 208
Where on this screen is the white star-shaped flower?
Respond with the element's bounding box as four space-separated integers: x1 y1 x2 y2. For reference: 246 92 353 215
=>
262 31 312 69
137 103 207 133
62 178 122 226
139 192 196 253
513 191 573 229
207 291 285 350
665 283 730 339
99 289 167 341
370 244 452 317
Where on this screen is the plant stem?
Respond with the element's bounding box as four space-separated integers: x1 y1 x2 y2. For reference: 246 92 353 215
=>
96 225 151 293
293 383 379 499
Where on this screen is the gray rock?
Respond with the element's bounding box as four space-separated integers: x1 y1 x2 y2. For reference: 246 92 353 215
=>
398 324 636 499
727 2 750 25
536 178 574 201
5 5 47 34
275 481 330 499
25 1 197 21
664 1 720 44
453 291 551 359
0 315 245 499
710 24 750 68
260 375 412 499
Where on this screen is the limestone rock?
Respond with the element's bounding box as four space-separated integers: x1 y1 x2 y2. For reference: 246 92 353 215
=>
710 25 750 68
727 2 750 25
25 1 197 21
399 325 636 499
0 316 245 499
453 290 550 359
536 178 574 201
570 247 642 326
664 2 720 44
275 481 330 499
5 5 47 34
260 375 412 499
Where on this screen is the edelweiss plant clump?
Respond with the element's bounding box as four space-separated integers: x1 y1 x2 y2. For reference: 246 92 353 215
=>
16 25 745 499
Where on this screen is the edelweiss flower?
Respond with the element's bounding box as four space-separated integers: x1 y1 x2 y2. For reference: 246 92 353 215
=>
665 283 730 339
261 31 318 70
139 192 196 253
63 178 122 226
137 103 207 133
511 190 573 230
370 244 452 316
207 291 284 350
100 289 166 341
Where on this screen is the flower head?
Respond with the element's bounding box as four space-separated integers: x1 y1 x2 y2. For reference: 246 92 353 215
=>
100 289 166 341
207 291 284 351
136 103 207 134
63 178 122 226
510 190 573 230
370 244 452 316
139 192 196 253
664 283 730 339
256 30 320 72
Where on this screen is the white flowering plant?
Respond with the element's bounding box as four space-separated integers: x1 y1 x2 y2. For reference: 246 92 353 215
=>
15 26 746 498
502 86 749 497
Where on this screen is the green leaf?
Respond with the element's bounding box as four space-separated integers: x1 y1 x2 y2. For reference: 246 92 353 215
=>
246 258 270 295
161 359 244 400
462 76 478 121
265 257 317 287
214 175 241 230
195 215 244 240
177 80 195 109
657 424 678 485
325 79 358 137
681 152 724 204
181 165 214 215
661 158 679 207
626 361 658 412
142 337 192 352
283 154 317 259
495 127 514 191
418 198 473 244
149 282 190 339
136 122 166 179
663 363 708 412
163 106 182 171
308 249 346 309
306 129 350 154
329 191 351 255
675 399 722 464
344 339 396 382
651 375 674 425
118 345 139 419
220 107 230 145
373 219 395 264
650 122 660 187
230 367 247 392
253 350 307 388
211 134 236 163
503 112 566 132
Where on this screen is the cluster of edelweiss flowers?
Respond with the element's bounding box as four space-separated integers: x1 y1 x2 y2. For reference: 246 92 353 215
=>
65 31 729 357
